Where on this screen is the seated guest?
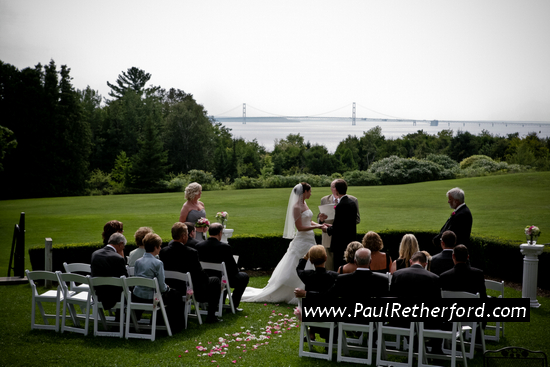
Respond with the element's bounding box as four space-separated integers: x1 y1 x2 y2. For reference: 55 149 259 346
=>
294 248 389 301
391 251 440 299
337 241 362 274
133 233 185 331
196 223 249 310
390 251 442 351
184 222 199 250
102 220 124 257
362 231 392 274
91 232 129 311
430 230 457 275
296 245 338 341
390 234 419 274
128 227 153 266
160 222 223 323
440 245 486 298
297 245 339 292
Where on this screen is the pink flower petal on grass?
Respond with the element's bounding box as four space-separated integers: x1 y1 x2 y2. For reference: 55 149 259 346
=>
263 303 267 306
178 355 181 358
185 350 189 353
232 360 237 363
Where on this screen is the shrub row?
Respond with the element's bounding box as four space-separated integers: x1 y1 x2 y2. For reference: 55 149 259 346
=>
28 231 549 289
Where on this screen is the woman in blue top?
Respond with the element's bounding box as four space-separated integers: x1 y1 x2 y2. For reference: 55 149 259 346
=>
133 233 185 331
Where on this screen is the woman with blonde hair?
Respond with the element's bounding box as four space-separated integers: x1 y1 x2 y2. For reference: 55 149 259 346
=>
338 241 363 274
362 231 392 274
179 182 207 240
390 234 419 274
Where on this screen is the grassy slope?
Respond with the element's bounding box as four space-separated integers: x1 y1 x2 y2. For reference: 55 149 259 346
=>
1 172 549 275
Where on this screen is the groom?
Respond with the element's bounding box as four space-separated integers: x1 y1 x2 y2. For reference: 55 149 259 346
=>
318 179 360 271
321 179 358 270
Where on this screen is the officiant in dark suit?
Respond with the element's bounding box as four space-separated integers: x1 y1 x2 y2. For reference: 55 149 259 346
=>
432 187 473 250
321 179 358 270
318 179 360 271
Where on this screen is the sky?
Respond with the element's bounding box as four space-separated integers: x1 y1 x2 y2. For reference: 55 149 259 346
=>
1 0 549 122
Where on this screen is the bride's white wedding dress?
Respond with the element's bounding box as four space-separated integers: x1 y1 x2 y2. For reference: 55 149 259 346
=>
241 209 316 305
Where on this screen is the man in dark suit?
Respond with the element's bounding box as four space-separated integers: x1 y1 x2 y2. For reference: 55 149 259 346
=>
433 187 473 250
196 223 249 310
184 222 200 250
318 179 361 271
159 222 223 323
294 248 389 301
90 232 129 310
391 251 441 300
391 251 442 352
430 230 457 276
322 179 358 270
440 245 486 298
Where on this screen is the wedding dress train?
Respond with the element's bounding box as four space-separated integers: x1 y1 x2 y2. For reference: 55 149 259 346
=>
241 209 315 304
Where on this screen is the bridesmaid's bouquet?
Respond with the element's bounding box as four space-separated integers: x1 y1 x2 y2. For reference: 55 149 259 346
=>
195 217 210 228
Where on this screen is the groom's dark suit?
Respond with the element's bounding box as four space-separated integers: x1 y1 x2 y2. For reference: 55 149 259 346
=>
327 195 358 270
433 204 473 249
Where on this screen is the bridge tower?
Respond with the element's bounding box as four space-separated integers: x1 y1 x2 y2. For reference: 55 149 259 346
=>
352 102 356 126
243 103 246 124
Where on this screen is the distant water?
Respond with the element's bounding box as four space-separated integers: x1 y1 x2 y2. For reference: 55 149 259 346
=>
214 118 550 153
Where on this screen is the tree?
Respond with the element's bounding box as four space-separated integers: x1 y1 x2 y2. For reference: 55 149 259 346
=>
0 125 17 171
272 134 307 174
106 67 158 100
131 116 170 191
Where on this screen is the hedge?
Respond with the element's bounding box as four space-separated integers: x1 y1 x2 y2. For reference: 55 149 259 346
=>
28 231 550 290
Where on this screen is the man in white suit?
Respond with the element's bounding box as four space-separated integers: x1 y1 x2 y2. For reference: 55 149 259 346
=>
318 179 360 271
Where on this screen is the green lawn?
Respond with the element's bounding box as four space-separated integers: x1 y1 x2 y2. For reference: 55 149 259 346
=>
1 172 550 276
0 276 548 366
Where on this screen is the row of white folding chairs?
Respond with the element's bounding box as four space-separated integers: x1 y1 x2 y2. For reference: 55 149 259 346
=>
298 290 491 366
26 269 173 341
127 261 236 319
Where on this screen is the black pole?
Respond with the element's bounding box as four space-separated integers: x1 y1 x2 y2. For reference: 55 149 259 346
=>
15 212 25 277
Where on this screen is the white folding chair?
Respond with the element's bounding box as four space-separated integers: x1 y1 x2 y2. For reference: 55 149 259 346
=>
164 270 203 327
418 321 468 367
484 279 504 342
122 276 172 341
297 298 336 361
26 270 64 332
88 276 126 338
56 271 93 335
200 261 235 315
126 266 134 276
337 321 376 364
441 291 486 359
63 262 91 293
376 321 416 367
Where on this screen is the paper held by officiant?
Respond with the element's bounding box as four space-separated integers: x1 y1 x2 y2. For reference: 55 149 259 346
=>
318 204 335 221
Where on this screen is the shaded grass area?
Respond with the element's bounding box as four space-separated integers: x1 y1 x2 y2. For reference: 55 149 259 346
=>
2 172 550 276
1 276 549 367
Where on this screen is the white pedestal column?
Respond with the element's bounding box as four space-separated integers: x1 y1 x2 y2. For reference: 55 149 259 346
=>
222 228 234 243
520 244 544 308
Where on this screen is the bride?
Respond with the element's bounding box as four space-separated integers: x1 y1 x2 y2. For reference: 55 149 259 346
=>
241 182 324 304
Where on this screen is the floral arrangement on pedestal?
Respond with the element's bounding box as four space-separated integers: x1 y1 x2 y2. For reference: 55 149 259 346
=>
525 225 541 245
216 211 229 227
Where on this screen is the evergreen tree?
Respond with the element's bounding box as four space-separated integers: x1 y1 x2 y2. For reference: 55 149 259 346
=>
106 66 159 100
131 116 170 191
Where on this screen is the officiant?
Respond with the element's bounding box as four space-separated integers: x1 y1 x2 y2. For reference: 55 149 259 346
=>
318 179 360 271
